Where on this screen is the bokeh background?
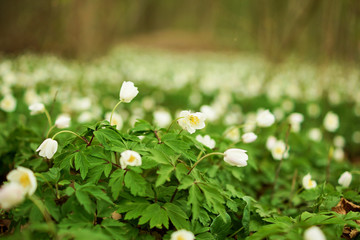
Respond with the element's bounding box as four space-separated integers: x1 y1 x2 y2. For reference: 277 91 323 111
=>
1 0 359 61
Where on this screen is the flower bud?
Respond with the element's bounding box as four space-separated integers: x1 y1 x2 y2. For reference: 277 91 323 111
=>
224 148 248 167
29 103 45 115
256 109 275 127
55 114 71 128
119 81 139 103
120 150 142 169
36 138 58 159
242 132 257 143
338 171 352 187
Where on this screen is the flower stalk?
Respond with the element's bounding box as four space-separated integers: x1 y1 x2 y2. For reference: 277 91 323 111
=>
109 100 123 125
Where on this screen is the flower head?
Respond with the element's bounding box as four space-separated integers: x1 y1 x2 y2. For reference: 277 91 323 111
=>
304 226 326 240
119 81 139 103
153 110 172 128
302 173 317 189
55 114 71 128
338 171 352 187
106 112 123 130
288 113 304 132
36 138 58 159
7 166 37 196
170 229 195 240
256 109 275 127
29 102 45 115
271 140 287 160
177 110 206 134
120 150 142 169
242 132 257 143
0 182 26 209
224 148 248 167
323 111 339 132
225 127 240 142
0 94 17 112
196 135 216 149
266 136 277 150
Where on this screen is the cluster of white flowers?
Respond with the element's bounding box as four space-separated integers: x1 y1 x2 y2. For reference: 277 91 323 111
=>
0 167 37 209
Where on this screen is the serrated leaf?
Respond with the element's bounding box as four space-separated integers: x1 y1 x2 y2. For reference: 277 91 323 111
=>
156 164 175 187
109 169 125 199
163 203 190 230
75 152 89 179
210 212 232 240
124 171 147 196
138 204 169 229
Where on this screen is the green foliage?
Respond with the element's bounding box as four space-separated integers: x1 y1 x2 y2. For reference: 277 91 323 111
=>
1 50 360 240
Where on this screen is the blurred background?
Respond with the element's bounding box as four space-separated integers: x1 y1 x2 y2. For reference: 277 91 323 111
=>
0 0 359 62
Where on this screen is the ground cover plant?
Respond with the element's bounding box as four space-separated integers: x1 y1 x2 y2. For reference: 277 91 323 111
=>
0 47 360 240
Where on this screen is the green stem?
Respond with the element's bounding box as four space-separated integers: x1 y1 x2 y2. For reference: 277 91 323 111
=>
35 173 55 195
46 125 56 138
29 195 57 237
44 108 52 128
166 117 184 133
52 130 88 144
229 226 244 238
109 100 123 125
188 152 224 175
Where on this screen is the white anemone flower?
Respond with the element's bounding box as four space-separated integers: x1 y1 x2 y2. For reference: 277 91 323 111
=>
338 171 352 187
119 81 139 103
170 229 195 240
0 94 17 112
304 226 326 240
177 110 206 134
120 150 142 169
7 166 37 196
0 182 26 209
302 174 317 190
36 138 58 159
224 148 248 167
196 135 216 149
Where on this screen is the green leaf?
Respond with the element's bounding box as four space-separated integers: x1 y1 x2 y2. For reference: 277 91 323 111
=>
124 171 147 196
138 203 169 229
130 119 154 133
210 212 232 240
156 164 175 187
118 201 151 220
163 203 190 230
74 152 89 179
241 196 253 235
109 169 125 200
188 184 202 220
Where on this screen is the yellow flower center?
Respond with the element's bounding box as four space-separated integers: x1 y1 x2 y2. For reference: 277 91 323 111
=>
308 179 313 187
4 100 11 107
20 173 30 188
128 155 136 163
275 147 283 155
189 115 199 125
177 236 185 240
